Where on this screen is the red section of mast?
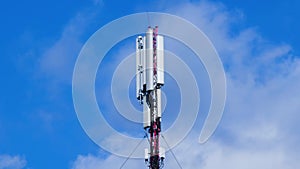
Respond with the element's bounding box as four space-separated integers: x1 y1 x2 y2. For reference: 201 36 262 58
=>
148 26 162 169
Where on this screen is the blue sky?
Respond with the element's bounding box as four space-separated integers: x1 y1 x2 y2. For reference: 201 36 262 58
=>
1 0 300 169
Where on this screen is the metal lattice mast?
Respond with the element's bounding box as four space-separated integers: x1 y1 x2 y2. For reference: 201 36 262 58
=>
136 26 165 169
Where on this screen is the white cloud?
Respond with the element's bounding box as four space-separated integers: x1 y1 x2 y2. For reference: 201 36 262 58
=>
91 0 103 6
38 13 85 85
71 154 104 169
70 1 300 169
71 135 299 169
162 136 298 169
71 154 144 169
0 155 27 169
37 6 103 88
35 110 58 132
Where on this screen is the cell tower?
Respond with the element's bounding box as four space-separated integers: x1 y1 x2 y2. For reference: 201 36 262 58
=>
136 26 165 169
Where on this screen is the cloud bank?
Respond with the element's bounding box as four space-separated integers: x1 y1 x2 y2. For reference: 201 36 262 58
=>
0 155 27 169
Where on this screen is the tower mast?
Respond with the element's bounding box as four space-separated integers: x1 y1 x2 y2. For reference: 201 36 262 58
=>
136 26 165 169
